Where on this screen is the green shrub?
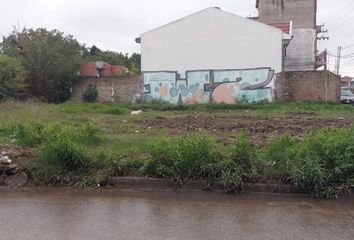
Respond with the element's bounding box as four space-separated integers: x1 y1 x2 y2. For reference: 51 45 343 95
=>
218 133 258 193
289 127 354 198
76 124 100 145
10 121 44 146
37 138 90 172
145 133 259 192
31 123 100 177
92 150 145 176
144 135 220 184
39 124 98 170
260 134 297 183
83 85 98 103
43 123 99 145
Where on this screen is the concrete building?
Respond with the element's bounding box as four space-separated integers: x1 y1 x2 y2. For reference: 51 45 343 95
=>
256 0 318 71
341 76 354 92
137 7 291 104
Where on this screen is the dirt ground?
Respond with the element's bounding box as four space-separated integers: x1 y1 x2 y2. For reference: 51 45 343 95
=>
0 144 34 188
146 114 353 146
0 144 34 161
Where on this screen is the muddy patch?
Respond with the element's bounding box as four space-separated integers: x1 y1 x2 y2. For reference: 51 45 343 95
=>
145 115 352 146
0 144 34 189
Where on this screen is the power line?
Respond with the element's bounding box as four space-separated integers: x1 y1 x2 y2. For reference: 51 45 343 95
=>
341 59 354 65
342 58 354 63
323 1 354 24
328 14 354 34
342 44 354 50
328 51 354 59
340 54 354 59
326 7 354 28
341 62 354 67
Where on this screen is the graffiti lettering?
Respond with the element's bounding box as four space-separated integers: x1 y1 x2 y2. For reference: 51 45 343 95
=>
143 68 275 104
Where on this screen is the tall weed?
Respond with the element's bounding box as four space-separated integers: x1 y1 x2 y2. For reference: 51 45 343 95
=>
290 127 354 198
10 121 44 146
218 133 258 193
143 134 220 184
260 134 297 183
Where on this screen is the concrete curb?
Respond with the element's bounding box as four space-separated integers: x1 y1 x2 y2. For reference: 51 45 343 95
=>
108 177 306 194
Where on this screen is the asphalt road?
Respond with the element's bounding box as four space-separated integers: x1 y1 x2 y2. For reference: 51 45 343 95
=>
0 189 353 240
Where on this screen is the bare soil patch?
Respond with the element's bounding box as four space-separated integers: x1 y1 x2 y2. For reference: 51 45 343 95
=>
145 115 353 146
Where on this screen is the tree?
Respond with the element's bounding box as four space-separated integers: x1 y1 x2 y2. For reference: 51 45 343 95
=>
0 54 27 100
129 53 141 74
85 46 141 74
1 28 84 103
89 45 101 56
83 84 98 102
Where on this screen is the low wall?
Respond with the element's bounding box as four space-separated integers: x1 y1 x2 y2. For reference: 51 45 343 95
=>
275 71 341 103
72 76 143 103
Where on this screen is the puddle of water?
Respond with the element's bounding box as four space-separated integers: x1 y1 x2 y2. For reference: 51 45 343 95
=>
0 189 353 240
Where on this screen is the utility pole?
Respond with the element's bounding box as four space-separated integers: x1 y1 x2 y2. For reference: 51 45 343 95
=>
336 46 342 75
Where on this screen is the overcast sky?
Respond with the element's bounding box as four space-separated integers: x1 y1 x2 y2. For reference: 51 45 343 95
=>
0 0 353 76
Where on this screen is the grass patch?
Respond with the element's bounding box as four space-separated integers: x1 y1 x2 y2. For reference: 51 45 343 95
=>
219 133 258 193
143 133 258 193
59 102 129 115
1 101 354 197
288 127 354 198
143 134 221 184
10 121 44 146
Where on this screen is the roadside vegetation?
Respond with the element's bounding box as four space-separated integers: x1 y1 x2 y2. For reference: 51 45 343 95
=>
1 27 352 199
0 27 140 102
1 101 353 198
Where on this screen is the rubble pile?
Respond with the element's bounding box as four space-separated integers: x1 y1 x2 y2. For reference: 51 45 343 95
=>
0 151 28 188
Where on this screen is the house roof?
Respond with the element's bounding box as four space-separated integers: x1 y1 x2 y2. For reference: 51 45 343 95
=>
139 7 285 38
267 22 291 34
342 76 354 83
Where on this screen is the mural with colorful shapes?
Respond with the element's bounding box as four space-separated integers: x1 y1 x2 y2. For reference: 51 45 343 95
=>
143 68 275 104
211 68 274 104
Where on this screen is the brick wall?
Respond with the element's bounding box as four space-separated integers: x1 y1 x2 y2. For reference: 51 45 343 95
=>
275 71 341 103
79 62 128 77
72 76 143 103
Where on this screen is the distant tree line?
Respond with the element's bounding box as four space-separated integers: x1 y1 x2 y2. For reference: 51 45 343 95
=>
0 27 141 103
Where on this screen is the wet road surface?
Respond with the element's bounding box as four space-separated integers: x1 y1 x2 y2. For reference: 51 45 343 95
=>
0 188 353 240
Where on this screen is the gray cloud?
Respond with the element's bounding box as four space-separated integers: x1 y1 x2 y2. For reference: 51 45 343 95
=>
0 0 353 75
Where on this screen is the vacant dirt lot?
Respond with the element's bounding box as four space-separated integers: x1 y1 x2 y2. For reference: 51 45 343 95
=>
146 114 353 146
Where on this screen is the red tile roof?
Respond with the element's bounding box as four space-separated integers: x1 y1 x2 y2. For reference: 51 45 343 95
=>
79 62 128 77
267 22 291 34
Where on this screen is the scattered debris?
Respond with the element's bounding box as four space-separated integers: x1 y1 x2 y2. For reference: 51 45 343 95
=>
0 156 12 164
131 110 143 115
122 120 128 123
0 145 31 189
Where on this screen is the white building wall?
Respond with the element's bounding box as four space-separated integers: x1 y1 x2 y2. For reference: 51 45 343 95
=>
140 7 284 76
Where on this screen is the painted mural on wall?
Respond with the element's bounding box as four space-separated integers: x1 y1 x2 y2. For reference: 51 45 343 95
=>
143 68 275 104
